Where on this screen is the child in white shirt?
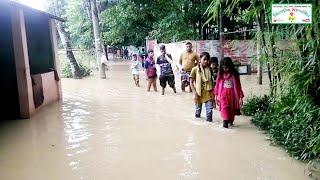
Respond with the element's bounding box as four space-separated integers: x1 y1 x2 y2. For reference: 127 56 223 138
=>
131 54 140 87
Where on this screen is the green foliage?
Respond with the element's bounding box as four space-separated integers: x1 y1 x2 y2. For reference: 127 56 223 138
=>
242 94 320 161
100 0 151 46
45 0 93 49
204 0 254 39
242 95 271 116
270 96 320 160
100 0 214 45
251 111 273 131
150 12 194 43
61 63 92 78
207 0 320 161
65 0 94 48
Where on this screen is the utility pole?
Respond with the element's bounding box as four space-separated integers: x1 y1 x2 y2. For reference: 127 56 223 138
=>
90 0 106 79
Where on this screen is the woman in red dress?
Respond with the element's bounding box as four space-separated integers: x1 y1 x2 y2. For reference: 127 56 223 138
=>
214 57 244 128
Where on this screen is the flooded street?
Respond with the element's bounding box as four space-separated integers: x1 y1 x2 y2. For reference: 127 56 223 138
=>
0 61 309 180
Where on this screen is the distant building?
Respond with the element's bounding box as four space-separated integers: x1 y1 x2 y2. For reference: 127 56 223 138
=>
0 1 63 119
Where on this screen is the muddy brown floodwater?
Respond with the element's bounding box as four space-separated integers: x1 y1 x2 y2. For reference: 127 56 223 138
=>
0 60 310 180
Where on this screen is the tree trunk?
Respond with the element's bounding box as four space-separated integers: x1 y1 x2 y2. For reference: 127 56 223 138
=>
52 0 82 79
198 18 202 39
260 26 273 93
104 45 109 60
263 2 275 93
85 0 107 60
256 13 264 85
95 0 109 60
85 0 93 22
202 23 207 40
85 0 102 55
56 22 82 79
90 0 106 79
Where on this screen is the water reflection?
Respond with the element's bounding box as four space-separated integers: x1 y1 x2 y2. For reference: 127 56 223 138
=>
178 135 198 179
62 93 92 175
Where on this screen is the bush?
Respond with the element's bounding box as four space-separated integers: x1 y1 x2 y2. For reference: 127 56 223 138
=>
267 104 317 160
251 111 273 131
245 93 320 161
79 63 92 77
242 95 271 116
61 63 92 78
242 92 320 160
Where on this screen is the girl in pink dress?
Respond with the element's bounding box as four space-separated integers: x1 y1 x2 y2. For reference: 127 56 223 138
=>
214 57 244 128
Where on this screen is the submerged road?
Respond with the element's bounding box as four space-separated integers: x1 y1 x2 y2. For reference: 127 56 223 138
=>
0 61 308 180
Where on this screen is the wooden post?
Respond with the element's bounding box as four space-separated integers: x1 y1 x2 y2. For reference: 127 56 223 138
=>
11 8 35 118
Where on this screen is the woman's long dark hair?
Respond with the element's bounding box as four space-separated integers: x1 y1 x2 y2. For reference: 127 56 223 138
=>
219 57 239 76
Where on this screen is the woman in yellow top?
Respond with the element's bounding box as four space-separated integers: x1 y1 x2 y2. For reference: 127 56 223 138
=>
190 52 213 122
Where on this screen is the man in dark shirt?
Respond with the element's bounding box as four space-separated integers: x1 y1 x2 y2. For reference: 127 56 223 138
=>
140 48 148 70
124 48 129 60
156 45 177 95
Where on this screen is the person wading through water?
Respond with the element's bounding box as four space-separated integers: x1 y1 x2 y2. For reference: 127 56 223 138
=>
214 57 244 128
156 45 177 95
190 52 213 122
179 42 199 92
140 48 148 71
144 49 158 92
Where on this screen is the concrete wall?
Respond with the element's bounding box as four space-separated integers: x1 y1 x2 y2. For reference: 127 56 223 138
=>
31 71 60 111
153 40 256 65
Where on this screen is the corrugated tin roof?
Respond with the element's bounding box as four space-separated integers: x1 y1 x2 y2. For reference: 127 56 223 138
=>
8 1 65 22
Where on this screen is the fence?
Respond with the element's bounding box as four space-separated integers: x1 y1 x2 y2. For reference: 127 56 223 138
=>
58 49 97 70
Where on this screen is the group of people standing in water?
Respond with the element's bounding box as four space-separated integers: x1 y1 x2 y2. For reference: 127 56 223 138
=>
131 42 244 128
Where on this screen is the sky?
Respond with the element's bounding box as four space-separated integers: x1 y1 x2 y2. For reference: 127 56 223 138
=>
16 0 46 11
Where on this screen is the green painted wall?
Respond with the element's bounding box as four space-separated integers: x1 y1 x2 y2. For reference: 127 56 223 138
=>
24 10 54 75
0 4 21 120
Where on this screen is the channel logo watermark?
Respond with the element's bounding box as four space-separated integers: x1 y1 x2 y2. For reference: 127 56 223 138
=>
271 4 312 24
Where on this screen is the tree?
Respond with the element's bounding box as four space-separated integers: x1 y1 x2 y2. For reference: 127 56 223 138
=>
100 0 215 45
100 0 152 46
90 0 106 79
47 0 82 79
65 0 94 49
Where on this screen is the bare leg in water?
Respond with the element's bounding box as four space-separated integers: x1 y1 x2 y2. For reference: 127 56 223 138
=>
147 78 157 92
147 78 152 91
172 86 177 93
162 86 176 95
134 76 138 87
152 78 157 91
181 82 185 92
